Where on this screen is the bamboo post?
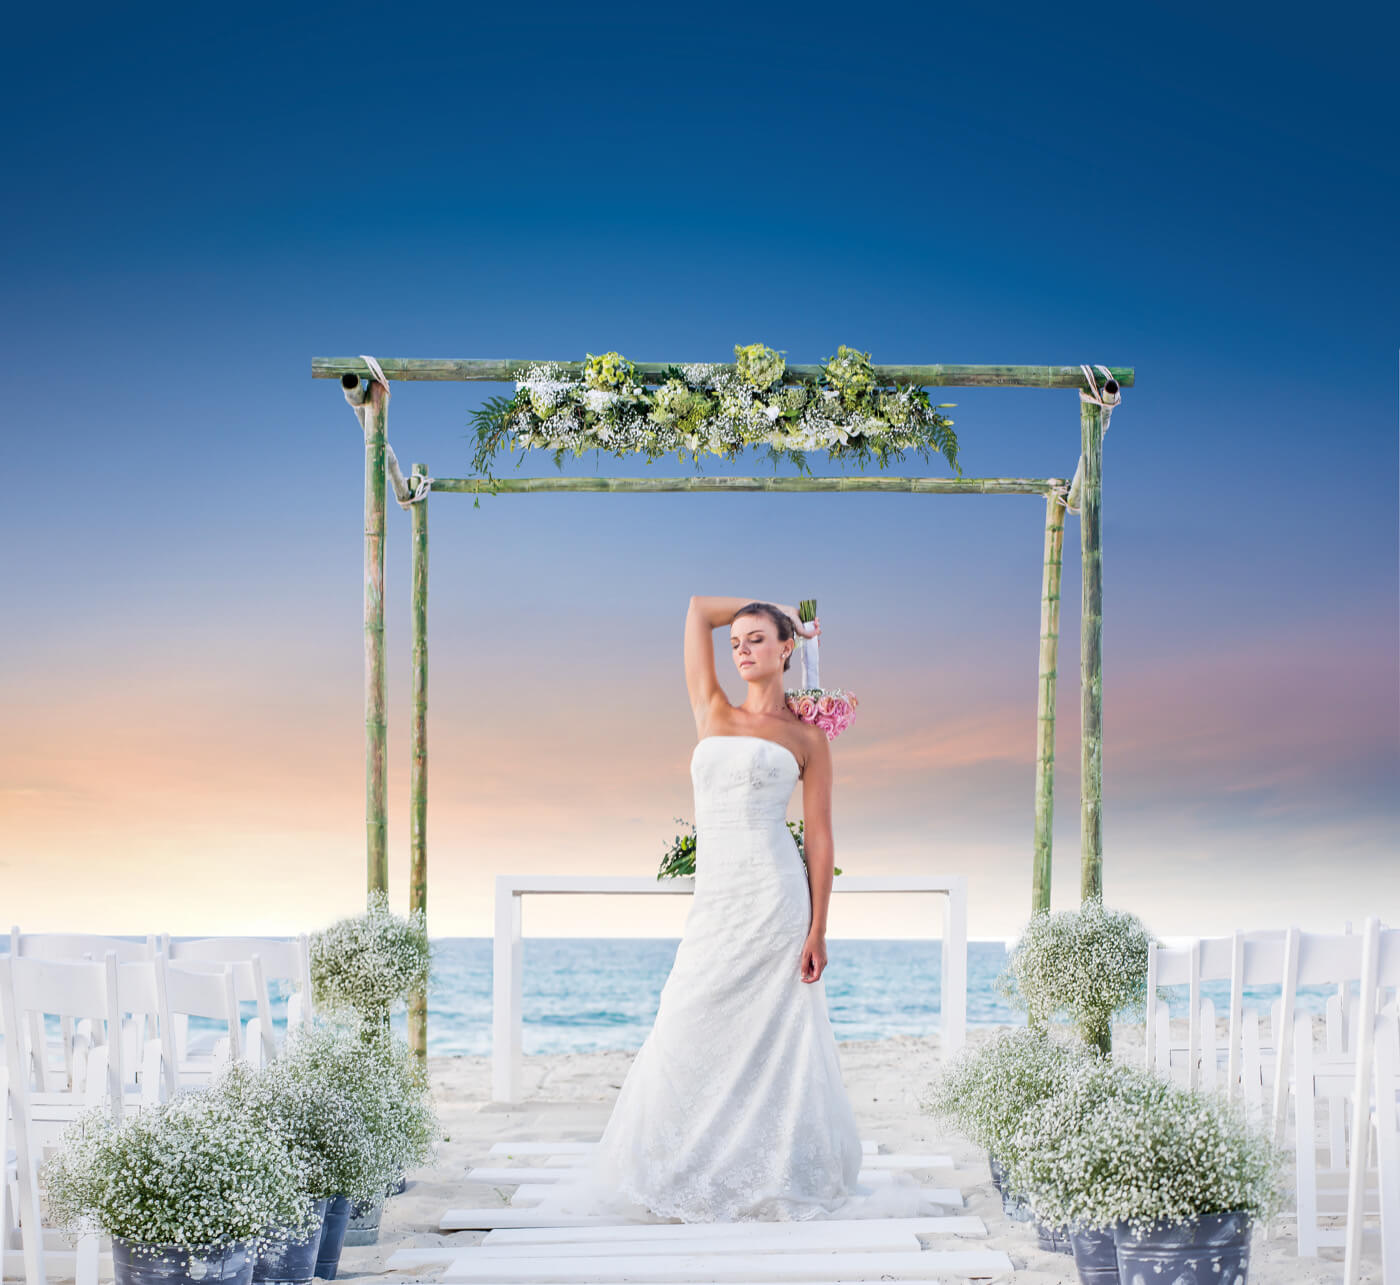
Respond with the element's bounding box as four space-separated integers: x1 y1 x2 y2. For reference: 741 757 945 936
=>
362 379 389 898
408 462 430 1059
1032 491 1066 912
1078 398 1105 902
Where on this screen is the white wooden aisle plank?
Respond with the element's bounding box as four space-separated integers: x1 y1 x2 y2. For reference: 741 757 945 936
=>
433 1246 1013 1282
487 1140 882 1156
504 1187 974 1209
439 1207 638 1229
482 1215 986 1245
504 1182 966 1208
390 1231 924 1262
472 1163 952 1185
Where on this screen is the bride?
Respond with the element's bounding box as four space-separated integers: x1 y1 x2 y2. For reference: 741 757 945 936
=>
532 595 928 1224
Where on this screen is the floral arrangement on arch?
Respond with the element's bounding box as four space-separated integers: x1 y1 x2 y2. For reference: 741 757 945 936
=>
468 343 959 489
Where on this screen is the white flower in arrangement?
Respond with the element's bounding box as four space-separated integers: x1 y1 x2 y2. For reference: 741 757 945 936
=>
762 404 784 423
678 361 722 389
583 387 625 413
515 362 578 419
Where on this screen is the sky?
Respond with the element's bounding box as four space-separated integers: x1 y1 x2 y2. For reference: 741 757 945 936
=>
2 2 1396 943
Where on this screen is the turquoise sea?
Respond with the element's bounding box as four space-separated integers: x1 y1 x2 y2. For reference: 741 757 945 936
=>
393 937 1349 1058
2 937 1351 1059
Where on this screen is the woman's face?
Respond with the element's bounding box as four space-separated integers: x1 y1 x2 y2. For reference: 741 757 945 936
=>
730 613 787 680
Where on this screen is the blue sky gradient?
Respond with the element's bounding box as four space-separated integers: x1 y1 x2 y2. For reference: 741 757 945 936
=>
3 2 1396 939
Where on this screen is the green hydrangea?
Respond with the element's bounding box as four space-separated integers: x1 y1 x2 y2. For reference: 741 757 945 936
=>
820 344 878 409
648 379 702 428
733 342 786 391
583 350 637 392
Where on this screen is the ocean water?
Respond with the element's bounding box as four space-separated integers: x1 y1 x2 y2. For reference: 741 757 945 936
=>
395 937 1354 1058
2 937 1354 1059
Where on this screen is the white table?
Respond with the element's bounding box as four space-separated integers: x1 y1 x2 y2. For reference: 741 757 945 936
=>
493 873 969 1103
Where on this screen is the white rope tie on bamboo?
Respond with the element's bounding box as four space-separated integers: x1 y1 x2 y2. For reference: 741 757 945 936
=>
360 354 391 397
384 442 433 509
1056 364 1122 513
399 471 433 508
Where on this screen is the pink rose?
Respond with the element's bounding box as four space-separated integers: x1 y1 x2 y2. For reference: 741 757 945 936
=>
816 694 837 716
797 695 817 720
816 714 836 737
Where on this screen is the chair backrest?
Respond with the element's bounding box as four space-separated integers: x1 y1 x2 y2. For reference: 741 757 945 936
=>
9 927 157 963
1273 921 1400 1145
1146 930 1290 1097
0 952 123 1119
159 934 312 1063
155 956 243 1088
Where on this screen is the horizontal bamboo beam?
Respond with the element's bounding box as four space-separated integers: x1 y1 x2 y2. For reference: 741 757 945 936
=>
317 359 1133 390
428 475 1068 496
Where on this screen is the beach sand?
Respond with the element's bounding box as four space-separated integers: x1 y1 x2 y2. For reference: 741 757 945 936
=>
343 1023 1377 1284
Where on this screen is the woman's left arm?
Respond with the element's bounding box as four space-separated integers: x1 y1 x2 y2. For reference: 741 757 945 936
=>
799 730 835 983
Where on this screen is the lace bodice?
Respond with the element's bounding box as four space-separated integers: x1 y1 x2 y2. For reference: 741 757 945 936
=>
690 734 800 830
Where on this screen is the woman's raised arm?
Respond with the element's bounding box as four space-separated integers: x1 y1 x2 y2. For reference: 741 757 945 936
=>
684 595 801 725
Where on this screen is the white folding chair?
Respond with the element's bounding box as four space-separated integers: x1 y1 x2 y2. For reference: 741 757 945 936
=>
153 956 242 1090
1288 919 1400 1274
1145 930 1293 1113
1273 925 1377 1146
159 935 313 1066
0 954 121 1285
7 929 159 1094
1365 1002 1400 1285
1341 923 1400 1285
1146 935 1234 1092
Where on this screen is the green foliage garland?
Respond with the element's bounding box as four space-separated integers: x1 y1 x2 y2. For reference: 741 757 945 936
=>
468 343 959 500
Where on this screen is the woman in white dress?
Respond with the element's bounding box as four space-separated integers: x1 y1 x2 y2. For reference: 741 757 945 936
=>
534 595 927 1224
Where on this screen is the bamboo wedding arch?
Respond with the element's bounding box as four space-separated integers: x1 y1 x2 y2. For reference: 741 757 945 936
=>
311 355 1132 1055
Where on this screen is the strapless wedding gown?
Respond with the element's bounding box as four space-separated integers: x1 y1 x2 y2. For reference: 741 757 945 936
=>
531 734 929 1224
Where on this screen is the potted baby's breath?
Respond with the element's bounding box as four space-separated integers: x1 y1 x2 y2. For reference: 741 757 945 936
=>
996 899 1153 1055
273 1019 439 1265
43 1088 314 1285
208 1057 379 1284
309 891 431 1033
1002 1057 1286 1285
921 1026 1093 1252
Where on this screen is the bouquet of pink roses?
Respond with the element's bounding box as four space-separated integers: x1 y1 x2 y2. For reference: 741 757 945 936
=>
783 598 858 742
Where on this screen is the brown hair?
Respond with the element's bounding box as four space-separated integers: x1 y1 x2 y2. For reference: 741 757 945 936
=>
730 601 796 673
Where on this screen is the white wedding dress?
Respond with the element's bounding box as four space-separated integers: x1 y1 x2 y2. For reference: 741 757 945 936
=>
532 733 929 1224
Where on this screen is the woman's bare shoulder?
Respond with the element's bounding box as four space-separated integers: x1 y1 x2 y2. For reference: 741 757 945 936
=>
797 720 829 769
